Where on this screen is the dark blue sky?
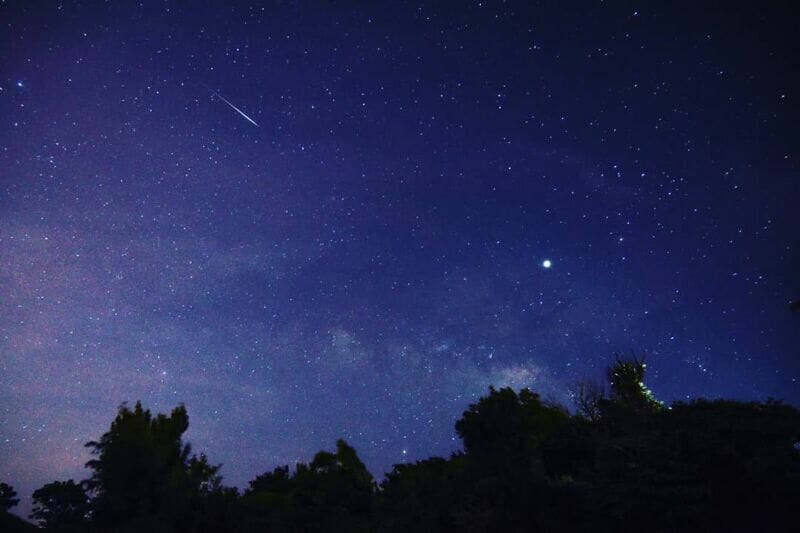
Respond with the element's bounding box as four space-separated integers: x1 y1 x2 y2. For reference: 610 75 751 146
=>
2 0 798 515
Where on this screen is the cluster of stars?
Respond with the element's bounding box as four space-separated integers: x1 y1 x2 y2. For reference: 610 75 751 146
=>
1 0 797 518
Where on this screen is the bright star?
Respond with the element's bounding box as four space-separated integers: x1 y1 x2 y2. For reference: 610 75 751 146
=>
542 259 552 268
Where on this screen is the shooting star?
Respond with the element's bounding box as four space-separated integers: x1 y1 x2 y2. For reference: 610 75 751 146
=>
202 83 260 128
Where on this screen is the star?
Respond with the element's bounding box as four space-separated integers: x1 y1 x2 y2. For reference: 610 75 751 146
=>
0 1 796 519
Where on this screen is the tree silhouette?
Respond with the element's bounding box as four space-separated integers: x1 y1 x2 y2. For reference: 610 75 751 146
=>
4 355 800 531
573 378 606 422
247 465 292 494
0 482 19 511
242 439 375 532
1 482 38 532
452 387 575 531
30 480 89 531
382 356 800 530
84 401 224 531
378 455 469 532
455 386 570 464
604 354 663 414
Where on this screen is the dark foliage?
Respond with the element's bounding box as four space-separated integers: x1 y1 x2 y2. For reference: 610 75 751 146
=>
30 480 90 531
1 482 20 511
82 401 229 532
1 482 37 532
9 357 800 531
241 439 375 532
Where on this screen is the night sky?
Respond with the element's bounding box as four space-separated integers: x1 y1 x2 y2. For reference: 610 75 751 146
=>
2 0 799 515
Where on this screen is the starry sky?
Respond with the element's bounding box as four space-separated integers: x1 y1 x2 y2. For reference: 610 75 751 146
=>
2 0 799 515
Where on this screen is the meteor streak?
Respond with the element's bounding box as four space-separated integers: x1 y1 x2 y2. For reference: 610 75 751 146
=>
202 83 259 127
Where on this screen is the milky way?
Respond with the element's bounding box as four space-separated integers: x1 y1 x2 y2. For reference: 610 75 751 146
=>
1 1 798 516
